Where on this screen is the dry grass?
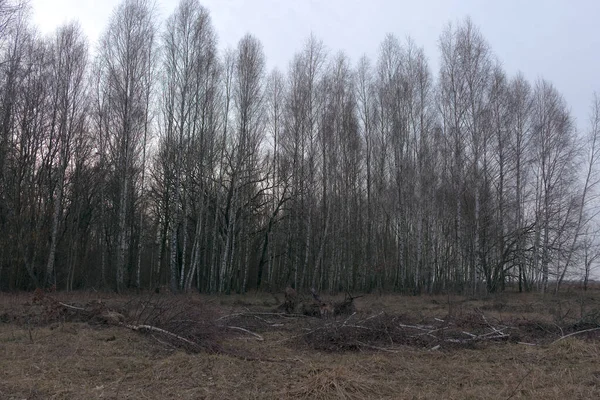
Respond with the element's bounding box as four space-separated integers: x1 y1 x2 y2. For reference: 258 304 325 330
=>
1 289 600 399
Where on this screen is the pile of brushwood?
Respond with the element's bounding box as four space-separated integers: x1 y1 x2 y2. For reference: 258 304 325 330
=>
5 289 600 357
275 287 360 318
221 306 600 353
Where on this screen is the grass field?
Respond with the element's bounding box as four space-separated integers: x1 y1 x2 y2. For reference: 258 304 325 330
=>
1 289 600 399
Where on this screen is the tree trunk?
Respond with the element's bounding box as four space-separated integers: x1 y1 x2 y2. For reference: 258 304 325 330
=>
116 176 129 293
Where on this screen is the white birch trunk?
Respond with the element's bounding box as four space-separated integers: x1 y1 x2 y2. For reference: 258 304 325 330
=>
46 167 65 286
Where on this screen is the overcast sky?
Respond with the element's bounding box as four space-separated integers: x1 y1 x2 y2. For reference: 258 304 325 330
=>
31 0 600 132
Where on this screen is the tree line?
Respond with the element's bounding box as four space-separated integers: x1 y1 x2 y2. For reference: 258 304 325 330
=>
1 0 599 294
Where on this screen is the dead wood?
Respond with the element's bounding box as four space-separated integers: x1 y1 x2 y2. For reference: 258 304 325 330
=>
333 295 357 316
297 311 515 352
226 326 264 341
552 327 600 344
123 323 201 349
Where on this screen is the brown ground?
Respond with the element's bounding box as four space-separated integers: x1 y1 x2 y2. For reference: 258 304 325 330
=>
1 289 600 399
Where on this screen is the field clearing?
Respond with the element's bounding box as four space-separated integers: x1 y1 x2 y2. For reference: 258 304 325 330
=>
1 290 600 399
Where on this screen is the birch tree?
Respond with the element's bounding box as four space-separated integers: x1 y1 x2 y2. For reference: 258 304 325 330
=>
44 23 88 287
531 80 578 293
507 74 534 291
96 0 157 292
218 34 265 293
161 0 219 292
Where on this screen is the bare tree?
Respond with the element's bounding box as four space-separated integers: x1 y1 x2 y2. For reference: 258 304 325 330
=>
256 68 289 289
562 93 600 291
1 5 597 296
355 55 377 290
530 79 578 293
96 0 157 292
404 38 436 293
44 23 89 287
438 18 493 293
4 26 49 286
322 51 361 291
507 74 534 291
0 0 29 289
216 34 266 293
0 0 26 44
159 0 219 293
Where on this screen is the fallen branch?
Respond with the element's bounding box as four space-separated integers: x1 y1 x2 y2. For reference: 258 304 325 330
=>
216 312 307 322
58 302 86 311
226 326 264 341
477 328 509 339
552 327 600 344
123 323 199 348
341 312 357 326
397 323 436 331
416 328 443 337
251 315 272 324
340 324 375 331
357 311 384 324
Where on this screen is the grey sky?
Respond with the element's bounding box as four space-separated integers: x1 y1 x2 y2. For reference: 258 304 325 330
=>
31 0 600 131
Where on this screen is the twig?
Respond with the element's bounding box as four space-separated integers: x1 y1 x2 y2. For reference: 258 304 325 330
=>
123 324 199 348
552 327 600 344
445 338 469 344
171 319 205 324
478 329 509 339
416 328 443 337
340 324 374 331
252 315 273 324
357 311 384 324
397 323 436 331
216 312 307 322
553 323 564 337
480 312 510 337
342 312 357 326
58 302 86 311
226 326 264 341
505 367 534 400
150 334 177 349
